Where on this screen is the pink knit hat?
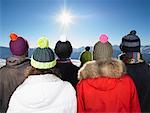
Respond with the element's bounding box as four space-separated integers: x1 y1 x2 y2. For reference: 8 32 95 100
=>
9 33 29 56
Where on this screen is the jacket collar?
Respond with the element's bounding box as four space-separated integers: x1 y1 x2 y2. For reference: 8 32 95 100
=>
56 58 72 64
78 59 126 80
6 56 29 66
25 74 61 84
119 52 144 64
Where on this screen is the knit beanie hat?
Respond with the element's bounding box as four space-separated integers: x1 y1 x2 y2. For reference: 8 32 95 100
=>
9 33 29 56
120 30 141 52
54 35 72 59
31 37 56 69
93 34 113 61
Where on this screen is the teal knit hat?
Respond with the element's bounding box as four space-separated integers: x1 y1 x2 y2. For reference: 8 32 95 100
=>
31 37 56 69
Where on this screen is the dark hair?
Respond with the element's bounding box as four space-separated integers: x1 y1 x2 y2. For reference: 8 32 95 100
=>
85 46 90 51
24 66 61 78
54 41 72 59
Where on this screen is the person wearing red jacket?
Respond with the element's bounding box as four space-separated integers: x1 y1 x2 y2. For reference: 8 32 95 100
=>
77 34 141 113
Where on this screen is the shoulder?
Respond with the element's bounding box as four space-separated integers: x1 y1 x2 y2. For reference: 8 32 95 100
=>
120 74 136 87
120 74 133 81
63 81 75 89
67 63 79 71
62 81 76 94
83 51 91 55
0 65 7 72
77 79 88 87
0 65 17 78
72 64 79 70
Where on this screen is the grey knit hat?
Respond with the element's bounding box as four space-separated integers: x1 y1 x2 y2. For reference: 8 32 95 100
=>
93 34 113 61
120 30 141 52
31 37 56 69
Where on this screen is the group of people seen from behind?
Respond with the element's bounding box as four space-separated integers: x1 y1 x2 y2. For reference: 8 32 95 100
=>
0 30 150 113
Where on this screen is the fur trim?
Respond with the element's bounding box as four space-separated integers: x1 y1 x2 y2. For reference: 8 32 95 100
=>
78 58 126 80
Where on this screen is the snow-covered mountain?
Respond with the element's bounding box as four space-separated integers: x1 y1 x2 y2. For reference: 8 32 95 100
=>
141 45 150 54
141 45 150 64
0 45 150 63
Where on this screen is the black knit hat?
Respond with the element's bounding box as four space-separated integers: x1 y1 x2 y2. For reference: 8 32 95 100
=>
120 30 141 52
31 37 56 69
54 40 73 59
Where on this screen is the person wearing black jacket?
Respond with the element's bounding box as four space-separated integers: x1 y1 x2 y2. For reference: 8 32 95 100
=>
54 39 79 89
119 30 150 112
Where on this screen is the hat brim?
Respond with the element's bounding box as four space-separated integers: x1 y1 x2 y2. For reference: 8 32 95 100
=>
31 57 56 69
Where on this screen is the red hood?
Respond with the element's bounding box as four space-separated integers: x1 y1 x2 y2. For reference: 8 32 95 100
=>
83 77 120 91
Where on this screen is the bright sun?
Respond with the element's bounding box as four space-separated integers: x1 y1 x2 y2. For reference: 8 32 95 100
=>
58 10 73 26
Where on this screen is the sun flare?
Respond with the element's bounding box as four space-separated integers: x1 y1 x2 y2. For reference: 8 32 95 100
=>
58 10 73 26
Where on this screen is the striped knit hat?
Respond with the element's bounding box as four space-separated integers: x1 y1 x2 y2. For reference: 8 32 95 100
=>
31 37 56 69
120 30 141 52
93 34 113 61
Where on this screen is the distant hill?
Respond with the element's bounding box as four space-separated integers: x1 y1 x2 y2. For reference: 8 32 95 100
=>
141 45 150 64
71 45 121 59
0 46 150 63
0 47 35 59
0 47 11 59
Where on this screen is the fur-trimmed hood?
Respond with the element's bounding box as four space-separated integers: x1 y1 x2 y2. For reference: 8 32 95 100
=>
78 58 126 80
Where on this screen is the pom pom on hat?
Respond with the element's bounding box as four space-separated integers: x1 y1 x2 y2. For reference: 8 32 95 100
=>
37 37 49 48
10 33 18 41
99 34 108 43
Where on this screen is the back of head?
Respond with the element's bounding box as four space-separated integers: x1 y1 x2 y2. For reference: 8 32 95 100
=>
9 33 29 56
120 30 141 52
54 40 73 59
31 37 56 70
93 34 113 61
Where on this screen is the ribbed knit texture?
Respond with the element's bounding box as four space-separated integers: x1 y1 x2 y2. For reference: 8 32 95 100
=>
31 37 56 69
93 41 113 61
9 36 29 56
120 30 141 52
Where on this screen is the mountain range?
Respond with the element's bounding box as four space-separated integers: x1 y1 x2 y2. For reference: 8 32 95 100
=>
0 46 150 64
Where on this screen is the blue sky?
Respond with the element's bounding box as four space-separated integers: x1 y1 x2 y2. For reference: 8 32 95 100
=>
0 0 150 48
